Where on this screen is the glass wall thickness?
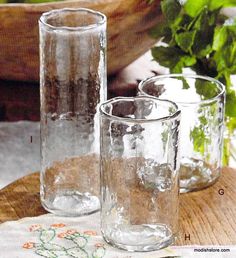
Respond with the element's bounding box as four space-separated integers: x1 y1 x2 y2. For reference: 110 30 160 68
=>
39 8 107 216
100 96 181 252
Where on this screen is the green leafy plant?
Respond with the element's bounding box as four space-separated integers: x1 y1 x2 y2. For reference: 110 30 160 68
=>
149 0 236 163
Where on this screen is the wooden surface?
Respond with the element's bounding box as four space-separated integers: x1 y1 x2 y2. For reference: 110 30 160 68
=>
0 0 161 81
0 167 236 245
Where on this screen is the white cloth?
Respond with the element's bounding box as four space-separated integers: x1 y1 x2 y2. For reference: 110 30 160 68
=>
0 213 235 258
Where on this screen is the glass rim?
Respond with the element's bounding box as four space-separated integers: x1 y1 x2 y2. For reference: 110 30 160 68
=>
39 8 107 32
138 74 225 105
99 96 181 123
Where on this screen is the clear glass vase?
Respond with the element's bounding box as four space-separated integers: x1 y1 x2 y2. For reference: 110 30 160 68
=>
139 74 225 193
100 96 181 251
39 8 107 216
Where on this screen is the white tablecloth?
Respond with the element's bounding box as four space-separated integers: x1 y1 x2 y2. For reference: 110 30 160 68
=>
0 213 235 258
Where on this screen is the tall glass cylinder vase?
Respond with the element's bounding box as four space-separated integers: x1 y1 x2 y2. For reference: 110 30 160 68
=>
39 8 107 216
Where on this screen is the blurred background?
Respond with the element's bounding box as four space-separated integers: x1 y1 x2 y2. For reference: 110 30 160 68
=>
0 1 236 188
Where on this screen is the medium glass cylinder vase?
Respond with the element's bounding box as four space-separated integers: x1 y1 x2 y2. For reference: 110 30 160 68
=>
100 96 181 251
39 8 107 216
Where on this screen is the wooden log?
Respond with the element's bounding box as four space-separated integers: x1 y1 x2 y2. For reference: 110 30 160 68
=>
0 0 161 81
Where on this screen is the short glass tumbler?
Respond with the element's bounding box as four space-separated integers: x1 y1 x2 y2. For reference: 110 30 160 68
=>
39 8 107 216
139 74 225 193
100 96 181 252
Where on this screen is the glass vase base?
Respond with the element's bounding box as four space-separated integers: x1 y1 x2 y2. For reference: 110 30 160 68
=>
41 190 100 217
102 224 175 252
179 158 220 193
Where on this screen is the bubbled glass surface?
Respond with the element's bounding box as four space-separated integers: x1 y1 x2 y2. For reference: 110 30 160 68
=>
139 75 225 193
100 96 181 251
39 8 107 216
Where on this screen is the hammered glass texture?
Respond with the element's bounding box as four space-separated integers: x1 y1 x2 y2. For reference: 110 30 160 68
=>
39 8 107 216
100 96 181 252
139 75 225 192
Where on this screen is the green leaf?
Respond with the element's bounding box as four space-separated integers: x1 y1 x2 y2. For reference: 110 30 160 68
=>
199 116 208 126
217 70 232 88
223 135 231 166
214 50 227 72
149 23 172 40
192 7 209 29
151 46 196 72
161 0 182 24
40 229 55 243
208 0 223 10
192 31 213 57
213 26 228 51
181 77 190 89
227 117 236 133
175 30 196 52
194 7 218 29
190 125 208 154
178 13 192 25
209 0 236 10
170 55 196 72
181 55 196 66
214 42 236 73
184 0 208 17
229 42 236 67
190 9 216 57
226 90 236 117
195 79 220 100
151 46 182 69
